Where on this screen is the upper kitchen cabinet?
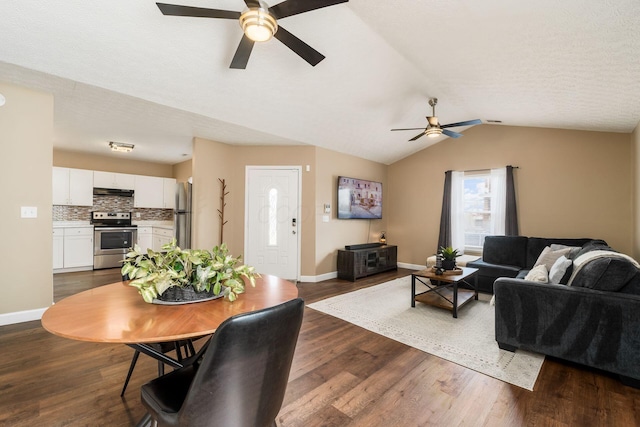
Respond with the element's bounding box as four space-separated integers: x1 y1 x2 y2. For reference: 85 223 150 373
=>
134 175 176 209
93 171 135 190
52 167 93 206
134 175 163 208
163 178 177 209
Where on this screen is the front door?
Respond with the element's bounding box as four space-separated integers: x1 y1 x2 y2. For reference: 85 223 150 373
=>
245 167 300 281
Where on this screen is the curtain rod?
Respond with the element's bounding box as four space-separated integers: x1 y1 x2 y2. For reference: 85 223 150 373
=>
447 166 519 173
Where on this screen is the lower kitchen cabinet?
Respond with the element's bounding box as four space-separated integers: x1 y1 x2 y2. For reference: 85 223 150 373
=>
64 227 94 268
153 227 174 251
137 226 153 253
53 229 64 269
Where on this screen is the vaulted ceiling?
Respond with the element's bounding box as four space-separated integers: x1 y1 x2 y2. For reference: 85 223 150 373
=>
0 0 638 165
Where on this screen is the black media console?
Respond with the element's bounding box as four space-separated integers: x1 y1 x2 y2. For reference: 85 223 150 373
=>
337 243 398 281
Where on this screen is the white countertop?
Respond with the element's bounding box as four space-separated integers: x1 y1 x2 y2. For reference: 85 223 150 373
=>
132 221 174 230
53 221 92 228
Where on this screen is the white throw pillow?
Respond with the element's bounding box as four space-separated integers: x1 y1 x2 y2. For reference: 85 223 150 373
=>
548 255 572 284
534 246 572 271
524 264 549 283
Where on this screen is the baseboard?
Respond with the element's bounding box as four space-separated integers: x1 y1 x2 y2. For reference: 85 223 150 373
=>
398 262 424 271
300 271 338 283
0 307 49 326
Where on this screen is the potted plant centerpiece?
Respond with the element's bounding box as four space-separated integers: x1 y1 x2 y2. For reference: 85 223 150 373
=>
121 240 260 304
439 246 459 271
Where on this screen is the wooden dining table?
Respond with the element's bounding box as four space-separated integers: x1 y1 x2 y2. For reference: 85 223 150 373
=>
41 275 299 368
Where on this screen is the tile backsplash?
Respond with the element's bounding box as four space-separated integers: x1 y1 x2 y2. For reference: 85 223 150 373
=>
53 195 173 222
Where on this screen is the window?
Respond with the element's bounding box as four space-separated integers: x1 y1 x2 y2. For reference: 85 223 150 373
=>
451 168 506 253
462 171 492 252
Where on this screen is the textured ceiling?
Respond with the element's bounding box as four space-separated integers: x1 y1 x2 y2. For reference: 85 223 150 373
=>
0 0 638 165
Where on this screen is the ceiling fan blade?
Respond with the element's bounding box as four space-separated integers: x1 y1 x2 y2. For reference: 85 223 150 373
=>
243 0 261 7
409 132 426 141
230 35 255 69
441 119 482 129
156 3 240 19
269 0 348 19
274 26 325 66
442 129 462 138
391 127 427 131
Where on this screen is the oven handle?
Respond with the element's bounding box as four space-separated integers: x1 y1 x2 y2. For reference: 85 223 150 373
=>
94 227 138 231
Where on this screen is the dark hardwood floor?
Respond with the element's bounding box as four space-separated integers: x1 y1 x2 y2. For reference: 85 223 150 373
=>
1 268 639 426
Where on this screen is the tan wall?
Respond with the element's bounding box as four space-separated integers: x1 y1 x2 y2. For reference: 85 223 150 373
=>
191 140 318 276
172 159 193 183
235 146 317 276
53 149 173 177
633 123 640 259
0 83 54 316
388 125 634 266
191 138 237 251
315 147 388 275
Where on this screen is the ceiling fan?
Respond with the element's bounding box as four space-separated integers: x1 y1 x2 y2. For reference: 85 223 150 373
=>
156 0 348 69
391 98 482 141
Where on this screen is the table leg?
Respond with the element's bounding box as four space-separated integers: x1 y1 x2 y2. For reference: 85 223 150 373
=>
453 281 458 318
411 275 416 307
474 274 478 300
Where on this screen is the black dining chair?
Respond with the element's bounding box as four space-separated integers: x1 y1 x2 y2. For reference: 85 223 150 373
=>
120 339 198 397
137 298 305 427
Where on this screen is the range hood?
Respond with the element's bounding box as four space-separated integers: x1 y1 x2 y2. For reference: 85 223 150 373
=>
93 187 134 197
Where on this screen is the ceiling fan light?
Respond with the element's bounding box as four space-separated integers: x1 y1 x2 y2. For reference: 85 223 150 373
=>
240 7 277 42
425 127 442 138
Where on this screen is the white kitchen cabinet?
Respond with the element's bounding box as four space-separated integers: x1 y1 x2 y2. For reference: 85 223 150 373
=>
63 227 94 268
137 226 153 253
152 227 174 251
163 178 177 209
52 167 94 206
134 175 164 208
93 171 135 190
53 228 64 269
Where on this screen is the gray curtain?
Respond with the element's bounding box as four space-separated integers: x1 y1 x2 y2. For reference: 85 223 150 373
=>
437 170 452 250
505 165 519 235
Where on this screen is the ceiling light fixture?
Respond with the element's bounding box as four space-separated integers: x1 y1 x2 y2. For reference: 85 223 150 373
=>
109 141 135 153
425 127 443 138
239 2 277 42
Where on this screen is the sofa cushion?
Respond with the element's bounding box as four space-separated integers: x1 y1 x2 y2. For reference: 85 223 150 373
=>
525 238 595 269
482 236 528 268
572 257 639 292
467 259 521 277
619 272 640 295
574 240 613 259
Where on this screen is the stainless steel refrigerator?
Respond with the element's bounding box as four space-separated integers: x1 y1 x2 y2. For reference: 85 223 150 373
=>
175 182 192 248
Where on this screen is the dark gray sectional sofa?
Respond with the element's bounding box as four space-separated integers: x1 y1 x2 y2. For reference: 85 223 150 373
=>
466 235 596 293
475 236 640 387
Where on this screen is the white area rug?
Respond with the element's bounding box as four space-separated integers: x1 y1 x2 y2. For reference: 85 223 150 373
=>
308 276 544 390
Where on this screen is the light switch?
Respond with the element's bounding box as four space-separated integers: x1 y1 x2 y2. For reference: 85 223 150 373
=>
21 206 37 218
323 203 331 214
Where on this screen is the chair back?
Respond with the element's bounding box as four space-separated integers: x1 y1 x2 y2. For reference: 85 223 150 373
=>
177 298 304 427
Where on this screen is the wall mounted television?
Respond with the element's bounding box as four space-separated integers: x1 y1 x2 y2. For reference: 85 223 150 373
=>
337 176 383 219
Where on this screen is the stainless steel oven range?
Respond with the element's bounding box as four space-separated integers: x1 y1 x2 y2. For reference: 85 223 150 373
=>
92 212 138 270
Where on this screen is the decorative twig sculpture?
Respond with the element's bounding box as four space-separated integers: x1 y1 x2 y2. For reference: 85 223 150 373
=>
217 178 229 245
